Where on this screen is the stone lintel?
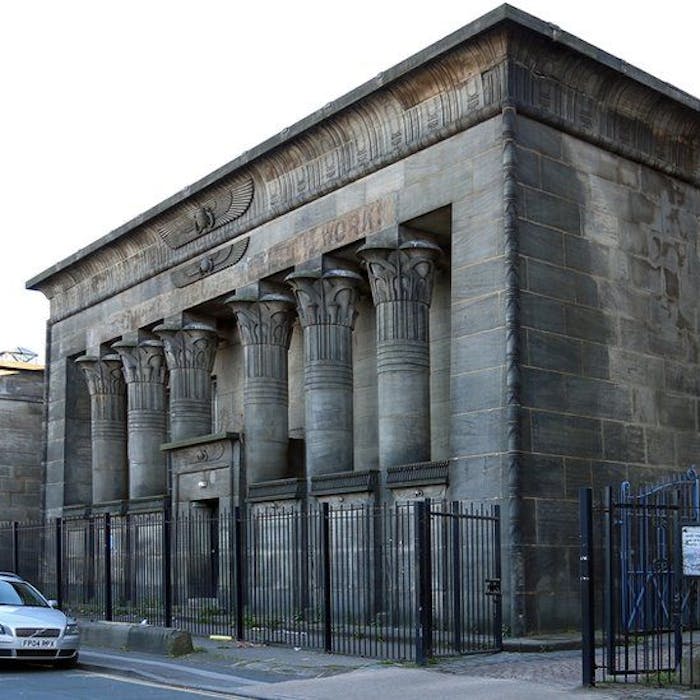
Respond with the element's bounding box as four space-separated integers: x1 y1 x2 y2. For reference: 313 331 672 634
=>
310 470 380 496
126 495 169 514
161 431 239 452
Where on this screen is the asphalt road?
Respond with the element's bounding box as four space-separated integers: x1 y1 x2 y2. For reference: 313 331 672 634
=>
0 663 244 699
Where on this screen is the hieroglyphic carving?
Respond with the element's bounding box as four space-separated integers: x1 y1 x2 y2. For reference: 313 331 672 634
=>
156 177 254 249
171 238 249 288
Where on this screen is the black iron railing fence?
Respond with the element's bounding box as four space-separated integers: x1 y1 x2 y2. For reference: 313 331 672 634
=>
0 499 501 662
580 470 700 689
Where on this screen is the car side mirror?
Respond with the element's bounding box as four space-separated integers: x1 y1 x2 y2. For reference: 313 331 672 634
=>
47 600 58 609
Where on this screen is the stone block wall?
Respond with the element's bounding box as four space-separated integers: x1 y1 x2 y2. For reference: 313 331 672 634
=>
0 363 44 522
517 115 700 629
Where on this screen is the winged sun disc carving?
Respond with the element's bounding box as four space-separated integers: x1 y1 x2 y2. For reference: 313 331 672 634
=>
157 176 254 249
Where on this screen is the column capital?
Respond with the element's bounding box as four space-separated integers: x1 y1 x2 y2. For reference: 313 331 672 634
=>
153 322 218 372
357 237 442 306
112 338 167 384
75 353 125 395
286 260 362 329
225 283 296 350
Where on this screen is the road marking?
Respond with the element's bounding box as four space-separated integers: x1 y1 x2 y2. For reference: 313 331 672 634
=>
81 650 259 685
86 670 244 697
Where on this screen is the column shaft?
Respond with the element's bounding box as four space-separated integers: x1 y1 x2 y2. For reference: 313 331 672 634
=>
228 292 295 484
287 268 361 476
155 323 217 441
114 339 168 499
359 239 441 469
75 354 128 504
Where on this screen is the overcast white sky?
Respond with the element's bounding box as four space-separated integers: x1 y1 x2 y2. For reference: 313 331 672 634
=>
2 0 698 362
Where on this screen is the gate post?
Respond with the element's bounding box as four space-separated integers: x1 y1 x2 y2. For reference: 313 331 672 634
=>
55 518 63 609
162 503 173 628
234 506 244 641
104 513 113 621
414 500 430 665
602 486 615 674
451 501 462 653
321 502 332 653
579 487 595 687
12 521 19 575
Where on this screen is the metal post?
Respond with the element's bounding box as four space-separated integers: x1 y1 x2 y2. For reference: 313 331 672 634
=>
493 504 503 650
603 486 615 675
104 513 113 621
579 487 595 687
234 506 244 641
423 499 433 659
451 502 462 653
163 503 173 627
55 518 63 610
414 500 428 665
12 521 19 575
672 491 683 672
321 503 332 653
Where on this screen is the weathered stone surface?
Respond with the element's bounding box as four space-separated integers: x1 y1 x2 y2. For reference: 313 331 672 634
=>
0 362 44 521
24 8 700 638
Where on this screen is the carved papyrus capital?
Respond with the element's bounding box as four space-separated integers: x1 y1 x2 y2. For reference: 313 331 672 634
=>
358 239 442 307
75 354 125 396
286 267 362 330
112 339 167 385
154 322 218 373
226 286 296 351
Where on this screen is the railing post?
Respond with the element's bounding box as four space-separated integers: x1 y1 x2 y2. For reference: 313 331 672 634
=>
603 486 615 675
12 521 19 575
55 518 63 610
423 498 433 659
234 506 244 641
321 502 332 653
163 503 172 627
104 513 113 621
493 504 503 650
451 502 462 653
579 487 595 687
414 500 429 665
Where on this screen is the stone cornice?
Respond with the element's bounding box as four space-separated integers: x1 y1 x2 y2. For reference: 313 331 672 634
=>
28 5 699 322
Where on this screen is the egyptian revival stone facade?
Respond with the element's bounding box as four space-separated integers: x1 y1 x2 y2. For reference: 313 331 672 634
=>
27 6 700 633
0 360 44 522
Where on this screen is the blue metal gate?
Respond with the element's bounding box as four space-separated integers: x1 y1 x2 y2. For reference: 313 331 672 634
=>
580 468 700 687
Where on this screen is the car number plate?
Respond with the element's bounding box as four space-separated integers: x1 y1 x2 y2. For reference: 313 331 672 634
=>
20 639 57 649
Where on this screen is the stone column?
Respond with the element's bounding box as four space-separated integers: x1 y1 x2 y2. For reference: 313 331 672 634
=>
226 284 296 484
286 260 362 476
154 322 218 442
74 354 128 504
113 337 168 499
358 235 442 469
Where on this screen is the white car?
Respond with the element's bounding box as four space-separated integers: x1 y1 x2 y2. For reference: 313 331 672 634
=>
0 572 79 667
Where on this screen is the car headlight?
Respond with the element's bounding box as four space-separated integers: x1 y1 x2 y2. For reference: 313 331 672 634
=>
0 624 9 635
64 622 79 636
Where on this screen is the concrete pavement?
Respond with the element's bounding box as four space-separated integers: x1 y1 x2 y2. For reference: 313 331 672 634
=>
75 633 700 699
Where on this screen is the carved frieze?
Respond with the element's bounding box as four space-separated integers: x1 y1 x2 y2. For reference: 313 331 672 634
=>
171 238 249 288
156 177 254 249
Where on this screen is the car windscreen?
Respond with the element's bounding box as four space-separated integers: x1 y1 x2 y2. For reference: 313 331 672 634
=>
0 580 49 607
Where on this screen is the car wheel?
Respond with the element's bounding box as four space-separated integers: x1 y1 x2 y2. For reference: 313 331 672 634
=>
53 653 79 669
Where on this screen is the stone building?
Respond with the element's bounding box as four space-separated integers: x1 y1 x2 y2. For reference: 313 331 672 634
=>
26 5 700 632
0 358 44 522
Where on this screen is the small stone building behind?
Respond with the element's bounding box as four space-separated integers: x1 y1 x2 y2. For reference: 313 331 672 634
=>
0 358 44 522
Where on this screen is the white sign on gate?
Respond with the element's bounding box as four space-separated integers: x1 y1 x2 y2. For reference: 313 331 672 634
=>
681 526 700 576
